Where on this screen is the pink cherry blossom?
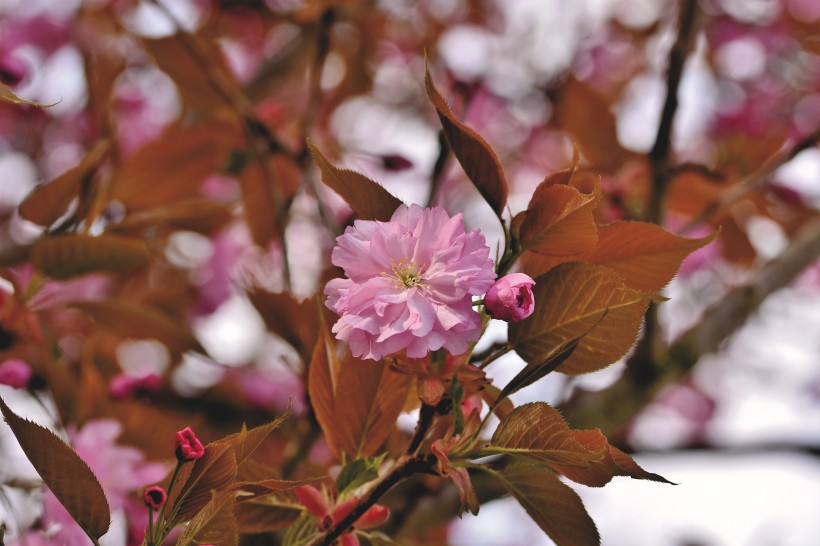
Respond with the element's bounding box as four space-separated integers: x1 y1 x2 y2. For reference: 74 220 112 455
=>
324 204 496 360
0 359 32 388
484 273 535 322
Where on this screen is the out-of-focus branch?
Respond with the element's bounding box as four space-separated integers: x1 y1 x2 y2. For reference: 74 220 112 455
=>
628 0 700 388
646 0 699 224
563 216 820 433
680 127 820 234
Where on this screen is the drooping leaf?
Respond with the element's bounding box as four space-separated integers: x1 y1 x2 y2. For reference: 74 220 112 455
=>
425 69 508 217
498 328 587 400
0 397 111 541
519 184 600 256
551 428 674 487
0 83 59 107
481 460 600 546
105 198 233 236
282 511 319 546
110 121 241 211
31 234 149 279
308 333 412 459
509 263 658 375
232 478 317 500
308 141 404 222
553 77 634 173
71 300 205 354
19 140 110 227
482 402 603 467
582 221 718 291
177 489 238 546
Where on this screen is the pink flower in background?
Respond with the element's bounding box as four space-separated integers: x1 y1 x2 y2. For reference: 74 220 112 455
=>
325 205 496 360
175 427 205 461
0 359 32 388
484 273 535 322
108 372 162 399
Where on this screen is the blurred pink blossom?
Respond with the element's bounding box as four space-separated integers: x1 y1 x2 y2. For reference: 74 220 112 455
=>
325 205 496 360
0 359 32 388
108 372 162 399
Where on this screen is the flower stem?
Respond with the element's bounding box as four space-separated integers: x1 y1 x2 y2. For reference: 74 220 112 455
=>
152 460 183 544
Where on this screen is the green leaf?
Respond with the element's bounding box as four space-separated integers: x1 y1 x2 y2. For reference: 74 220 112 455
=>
31 234 149 279
176 489 238 546
308 141 404 222
483 402 603 467
425 68 508 218
509 262 658 375
336 454 385 494
0 396 111 541
481 460 600 546
282 512 319 546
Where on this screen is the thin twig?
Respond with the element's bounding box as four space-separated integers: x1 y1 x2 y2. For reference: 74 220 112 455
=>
679 127 820 234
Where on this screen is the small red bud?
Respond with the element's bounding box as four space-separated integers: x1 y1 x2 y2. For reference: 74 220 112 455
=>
143 486 167 510
356 504 390 529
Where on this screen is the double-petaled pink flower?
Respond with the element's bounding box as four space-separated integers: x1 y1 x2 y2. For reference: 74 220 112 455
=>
325 205 496 360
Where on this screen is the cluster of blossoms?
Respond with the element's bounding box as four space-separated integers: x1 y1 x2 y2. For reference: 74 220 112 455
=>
324 205 534 361
295 485 390 546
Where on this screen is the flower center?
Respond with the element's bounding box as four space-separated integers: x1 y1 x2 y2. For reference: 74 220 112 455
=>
388 259 423 289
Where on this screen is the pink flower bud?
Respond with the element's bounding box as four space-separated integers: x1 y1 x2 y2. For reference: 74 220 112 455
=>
294 485 330 519
0 359 32 389
484 273 535 322
340 533 360 546
143 486 167 510
175 427 205 461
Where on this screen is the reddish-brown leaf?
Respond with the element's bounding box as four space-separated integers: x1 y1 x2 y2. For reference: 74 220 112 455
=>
553 77 635 173
31 234 149 279
19 140 110 227
425 69 508 217
0 83 59 107
177 489 238 546
105 199 233 236
142 35 242 110
234 496 301 533
509 263 658 375
71 300 205 354
246 289 318 362
486 403 603 467
169 442 238 525
308 333 412 459
551 428 674 487
519 184 600 256
582 221 717 291
0 396 111 541
308 141 404 222
110 121 241 211
483 461 600 546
